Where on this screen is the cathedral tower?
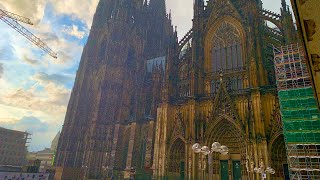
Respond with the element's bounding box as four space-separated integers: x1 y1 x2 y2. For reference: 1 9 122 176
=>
55 0 174 179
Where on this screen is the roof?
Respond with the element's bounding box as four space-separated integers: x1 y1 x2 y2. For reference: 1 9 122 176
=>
0 127 29 135
37 148 52 154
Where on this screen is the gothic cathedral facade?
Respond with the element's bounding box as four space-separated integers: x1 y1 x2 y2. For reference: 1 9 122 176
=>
153 0 297 179
55 0 297 179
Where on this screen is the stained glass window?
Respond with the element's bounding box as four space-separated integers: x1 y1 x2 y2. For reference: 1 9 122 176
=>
211 22 243 72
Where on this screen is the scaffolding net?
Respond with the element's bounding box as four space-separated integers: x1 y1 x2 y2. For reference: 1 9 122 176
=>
274 44 320 179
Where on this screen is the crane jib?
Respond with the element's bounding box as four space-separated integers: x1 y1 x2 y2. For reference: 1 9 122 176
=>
0 8 57 59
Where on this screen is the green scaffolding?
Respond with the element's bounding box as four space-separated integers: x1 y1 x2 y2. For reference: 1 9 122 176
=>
274 44 320 179
279 87 320 144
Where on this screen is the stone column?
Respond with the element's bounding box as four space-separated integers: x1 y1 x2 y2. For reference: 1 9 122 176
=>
110 124 120 169
152 110 162 177
125 123 137 169
144 121 155 168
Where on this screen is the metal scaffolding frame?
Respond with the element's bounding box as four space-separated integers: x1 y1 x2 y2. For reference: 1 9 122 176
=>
287 144 320 179
273 44 311 90
274 44 320 179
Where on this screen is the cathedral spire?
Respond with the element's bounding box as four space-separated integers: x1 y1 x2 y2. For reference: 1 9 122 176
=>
280 0 297 44
111 0 135 22
281 0 287 10
91 0 115 28
281 0 288 12
194 0 204 18
149 0 166 17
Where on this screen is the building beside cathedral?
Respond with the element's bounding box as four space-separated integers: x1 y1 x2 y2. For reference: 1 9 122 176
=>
55 0 299 179
27 131 60 173
0 127 29 171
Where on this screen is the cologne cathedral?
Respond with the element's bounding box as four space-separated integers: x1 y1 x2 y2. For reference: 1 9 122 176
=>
55 0 297 179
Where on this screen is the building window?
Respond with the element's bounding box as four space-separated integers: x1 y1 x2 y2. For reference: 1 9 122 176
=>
211 80 220 94
226 77 244 91
211 22 243 72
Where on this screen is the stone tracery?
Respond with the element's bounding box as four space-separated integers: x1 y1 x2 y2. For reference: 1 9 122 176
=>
211 21 243 73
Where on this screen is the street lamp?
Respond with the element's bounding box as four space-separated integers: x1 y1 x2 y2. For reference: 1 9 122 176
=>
253 164 275 179
192 142 229 180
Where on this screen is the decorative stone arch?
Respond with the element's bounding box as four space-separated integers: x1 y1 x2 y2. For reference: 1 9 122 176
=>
204 114 248 179
268 131 284 154
167 137 186 178
204 114 245 142
168 135 187 152
259 11 283 30
263 18 282 30
204 16 247 72
268 133 288 179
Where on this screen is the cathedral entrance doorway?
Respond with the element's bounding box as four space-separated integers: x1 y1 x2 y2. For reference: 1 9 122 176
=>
270 134 288 180
167 138 185 179
232 160 242 180
220 160 229 180
206 116 246 180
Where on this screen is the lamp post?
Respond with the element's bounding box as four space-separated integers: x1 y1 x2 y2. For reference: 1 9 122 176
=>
192 142 229 180
253 163 275 180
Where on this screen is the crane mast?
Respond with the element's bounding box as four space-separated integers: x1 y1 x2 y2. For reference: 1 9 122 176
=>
0 9 57 59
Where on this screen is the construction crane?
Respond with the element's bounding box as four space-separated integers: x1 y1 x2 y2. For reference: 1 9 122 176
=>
0 9 57 59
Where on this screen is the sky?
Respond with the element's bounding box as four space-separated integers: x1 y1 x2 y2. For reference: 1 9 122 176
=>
0 0 292 152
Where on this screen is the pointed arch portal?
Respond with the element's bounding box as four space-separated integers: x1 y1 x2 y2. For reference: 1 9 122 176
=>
167 138 186 179
270 134 290 180
205 117 247 180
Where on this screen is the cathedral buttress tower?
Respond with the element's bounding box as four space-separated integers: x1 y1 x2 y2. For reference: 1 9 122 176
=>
55 0 175 179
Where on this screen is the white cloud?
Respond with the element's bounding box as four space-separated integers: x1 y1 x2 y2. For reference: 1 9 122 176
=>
33 72 74 85
63 24 86 39
0 104 30 122
1 0 88 65
0 73 70 123
0 117 19 124
0 0 99 31
48 0 99 29
2 19 82 66
28 22 83 64
4 116 49 133
31 72 72 105
0 0 47 25
0 63 3 79
22 56 40 66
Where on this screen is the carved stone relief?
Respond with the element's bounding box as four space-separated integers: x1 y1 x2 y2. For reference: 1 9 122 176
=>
304 19 316 41
311 54 320 72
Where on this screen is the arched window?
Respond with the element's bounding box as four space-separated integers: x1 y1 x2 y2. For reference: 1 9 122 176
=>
168 138 185 173
211 22 243 72
211 80 220 94
226 77 244 91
